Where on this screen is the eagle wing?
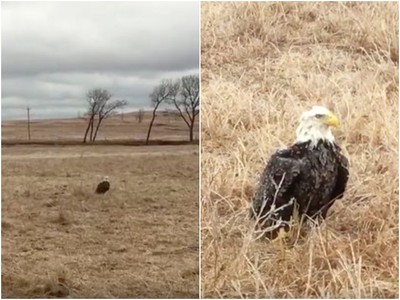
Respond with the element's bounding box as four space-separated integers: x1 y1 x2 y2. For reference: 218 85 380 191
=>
331 149 349 200
96 181 110 194
251 150 305 223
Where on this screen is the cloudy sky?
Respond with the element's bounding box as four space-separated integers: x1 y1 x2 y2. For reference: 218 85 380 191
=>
1 1 199 120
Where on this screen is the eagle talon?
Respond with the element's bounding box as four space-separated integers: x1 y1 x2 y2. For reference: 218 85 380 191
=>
275 227 289 240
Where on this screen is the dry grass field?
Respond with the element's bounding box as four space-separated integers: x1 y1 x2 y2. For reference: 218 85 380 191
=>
2 114 199 298
2 111 199 143
201 2 398 298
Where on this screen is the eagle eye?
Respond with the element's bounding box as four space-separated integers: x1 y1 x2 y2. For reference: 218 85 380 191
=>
315 114 324 119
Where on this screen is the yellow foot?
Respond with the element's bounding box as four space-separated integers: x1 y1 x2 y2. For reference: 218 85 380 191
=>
276 228 289 240
272 227 290 242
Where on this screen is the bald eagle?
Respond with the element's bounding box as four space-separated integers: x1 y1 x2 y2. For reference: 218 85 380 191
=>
250 106 349 238
96 176 110 194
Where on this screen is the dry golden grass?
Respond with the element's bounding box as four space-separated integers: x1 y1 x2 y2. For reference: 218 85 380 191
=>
2 111 199 142
2 144 199 298
201 2 398 298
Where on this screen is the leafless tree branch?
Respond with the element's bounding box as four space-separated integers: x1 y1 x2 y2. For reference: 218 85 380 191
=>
83 88 127 143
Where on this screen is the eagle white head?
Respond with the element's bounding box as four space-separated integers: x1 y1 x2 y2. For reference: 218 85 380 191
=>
295 106 340 147
103 176 109 182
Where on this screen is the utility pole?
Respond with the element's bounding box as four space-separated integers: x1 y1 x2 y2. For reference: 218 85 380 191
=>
27 106 31 140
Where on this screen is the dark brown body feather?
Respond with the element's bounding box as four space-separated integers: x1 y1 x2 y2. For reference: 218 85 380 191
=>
251 140 349 237
96 181 110 194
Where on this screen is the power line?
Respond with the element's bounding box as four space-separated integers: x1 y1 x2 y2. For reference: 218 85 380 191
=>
27 106 31 140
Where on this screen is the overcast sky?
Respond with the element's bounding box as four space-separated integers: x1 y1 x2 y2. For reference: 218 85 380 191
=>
1 1 199 120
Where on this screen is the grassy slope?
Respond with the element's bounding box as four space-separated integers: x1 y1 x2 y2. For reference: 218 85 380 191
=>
201 2 398 298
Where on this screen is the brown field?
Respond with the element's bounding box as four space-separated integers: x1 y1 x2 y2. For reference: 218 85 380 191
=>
201 2 398 299
2 113 199 298
2 111 199 143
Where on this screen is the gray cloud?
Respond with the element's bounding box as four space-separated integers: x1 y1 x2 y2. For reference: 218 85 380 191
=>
1 1 199 120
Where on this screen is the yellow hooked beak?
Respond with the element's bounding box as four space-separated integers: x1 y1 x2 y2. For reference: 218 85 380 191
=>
323 112 340 127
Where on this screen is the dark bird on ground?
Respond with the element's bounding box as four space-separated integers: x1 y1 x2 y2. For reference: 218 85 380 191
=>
250 106 349 238
96 176 110 194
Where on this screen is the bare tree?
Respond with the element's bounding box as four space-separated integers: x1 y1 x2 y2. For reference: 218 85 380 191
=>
92 99 127 141
146 80 179 145
83 95 98 143
83 88 127 143
137 109 144 123
169 75 199 142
